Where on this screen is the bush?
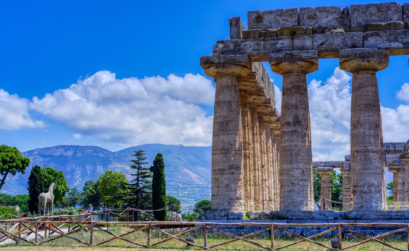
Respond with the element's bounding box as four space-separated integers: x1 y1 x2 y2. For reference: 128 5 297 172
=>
0 207 18 219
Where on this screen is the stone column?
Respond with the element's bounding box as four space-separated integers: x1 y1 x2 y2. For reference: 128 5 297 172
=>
202 61 251 211
388 166 399 203
341 158 353 211
400 140 409 204
251 105 262 211
240 94 251 210
317 167 333 211
270 51 318 211
340 48 389 210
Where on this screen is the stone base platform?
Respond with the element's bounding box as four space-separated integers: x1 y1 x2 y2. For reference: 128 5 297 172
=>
204 210 409 237
206 210 409 222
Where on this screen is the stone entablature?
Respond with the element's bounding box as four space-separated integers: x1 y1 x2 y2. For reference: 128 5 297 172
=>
213 3 409 60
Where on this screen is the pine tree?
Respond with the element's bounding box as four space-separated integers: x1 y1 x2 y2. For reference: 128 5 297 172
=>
28 165 45 214
151 153 167 221
128 150 152 220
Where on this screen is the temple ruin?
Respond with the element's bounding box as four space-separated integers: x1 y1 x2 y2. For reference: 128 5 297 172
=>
201 2 409 213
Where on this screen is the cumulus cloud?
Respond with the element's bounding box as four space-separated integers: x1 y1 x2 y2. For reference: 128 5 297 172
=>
0 89 44 130
382 83 409 142
30 71 214 146
308 68 352 161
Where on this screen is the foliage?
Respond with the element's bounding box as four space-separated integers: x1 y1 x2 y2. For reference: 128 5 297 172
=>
0 207 18 219
151 153 167 221
166 195 181 213
127 150 152 219
0 194 29 212
97 170 128 208
81 180 100 210
313 169 343 210
41 167 70 205
61 188 82 208
28 165 45 214
0 145 30 191
27 165 70 214
387 181 394 202
182 211 198 221
194 199 211 219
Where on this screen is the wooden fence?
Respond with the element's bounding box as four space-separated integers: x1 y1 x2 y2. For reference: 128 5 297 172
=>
0 215 409 250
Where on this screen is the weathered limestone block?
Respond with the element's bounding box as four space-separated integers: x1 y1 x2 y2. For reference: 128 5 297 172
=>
230 17 245 39
317 167 333 210
402 4 409 22
201 60 252 211
364 30 409 55
299 7 342 29
248 9 298 30
350 3 402 31
269 52 317 211
340 48 388 210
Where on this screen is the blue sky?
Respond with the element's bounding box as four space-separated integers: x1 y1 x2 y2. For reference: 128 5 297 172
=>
1 0 409 161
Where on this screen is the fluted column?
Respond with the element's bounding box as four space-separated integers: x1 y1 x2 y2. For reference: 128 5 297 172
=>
240 94 251 210
270 52 317 210
341 159 353 211
251 105 262 211
203 63 251 211
340 48 388 210
317 167 333 211
400 140 409 203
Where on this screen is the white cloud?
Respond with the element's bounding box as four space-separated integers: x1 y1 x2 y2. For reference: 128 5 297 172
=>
273 84 282 114
397 83 409 103
0 89 44 130
31 71 214 146
308 67 352 161
382 82 409 142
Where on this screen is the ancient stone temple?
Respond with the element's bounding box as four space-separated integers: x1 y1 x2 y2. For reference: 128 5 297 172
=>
201 2 409 213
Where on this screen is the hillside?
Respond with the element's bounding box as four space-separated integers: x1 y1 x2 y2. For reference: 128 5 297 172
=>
2 144 211 209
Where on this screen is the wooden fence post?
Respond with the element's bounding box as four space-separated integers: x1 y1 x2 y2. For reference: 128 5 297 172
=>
271 224 274 250
35 221 38 243
204 224 207 249
16 221 21 245
338 224 342 250
147 223 151 248
407 225 409 251
89 218 94 246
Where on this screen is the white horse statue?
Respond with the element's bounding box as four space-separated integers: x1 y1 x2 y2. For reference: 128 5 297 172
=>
38 183 55 216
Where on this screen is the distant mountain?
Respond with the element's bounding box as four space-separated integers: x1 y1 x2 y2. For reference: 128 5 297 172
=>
2 144 211 209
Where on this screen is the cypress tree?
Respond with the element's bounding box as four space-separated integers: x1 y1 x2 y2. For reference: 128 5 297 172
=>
151 153 167 221
27 165 45 214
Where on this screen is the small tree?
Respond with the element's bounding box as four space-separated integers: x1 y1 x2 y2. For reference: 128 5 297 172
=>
81 180 100 210
61 188 82 208
0 145 30 191
387 181 394 202
97 170 128 208
167 195 181 213
128 150 152 220
151 153 167 221
194 200 211 219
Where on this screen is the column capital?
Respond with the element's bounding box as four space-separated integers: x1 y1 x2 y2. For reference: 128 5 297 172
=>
317 167 334 175
339 48 389 73
200 55 252 79
269 50 318 75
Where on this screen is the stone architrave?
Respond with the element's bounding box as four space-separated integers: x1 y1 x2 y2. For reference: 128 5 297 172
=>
317 167 334 211
340 48 389 210
269 50 318 211
202 59 252 211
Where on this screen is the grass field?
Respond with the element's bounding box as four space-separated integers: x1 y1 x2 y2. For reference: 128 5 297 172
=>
0 225 407 250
